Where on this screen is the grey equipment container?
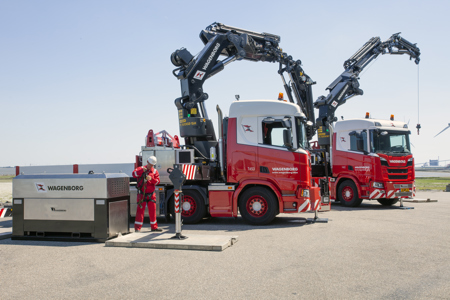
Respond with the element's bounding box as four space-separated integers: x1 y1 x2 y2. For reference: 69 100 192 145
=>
12 173 130 242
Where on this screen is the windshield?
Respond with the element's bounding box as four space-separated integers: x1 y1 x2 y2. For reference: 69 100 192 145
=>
295 117 307 149
370 130 411 154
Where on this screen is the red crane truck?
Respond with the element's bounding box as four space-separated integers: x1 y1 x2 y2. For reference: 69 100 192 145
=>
312 115 415 207
132 23 324 225
311 33 420 207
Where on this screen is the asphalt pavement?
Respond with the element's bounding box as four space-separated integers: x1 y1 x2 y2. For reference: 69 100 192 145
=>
1 191 449 299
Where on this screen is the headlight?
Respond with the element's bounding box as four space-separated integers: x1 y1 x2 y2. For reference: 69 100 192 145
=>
380 157 389 166
408 157 413 162
302 189 310 197
373 182 384 188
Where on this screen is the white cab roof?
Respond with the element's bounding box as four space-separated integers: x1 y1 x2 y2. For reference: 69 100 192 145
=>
229 100 306 118
334 118 409 132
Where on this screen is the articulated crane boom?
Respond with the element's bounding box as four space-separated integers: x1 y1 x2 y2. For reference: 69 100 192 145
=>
171 22 316 159
314 33 421 131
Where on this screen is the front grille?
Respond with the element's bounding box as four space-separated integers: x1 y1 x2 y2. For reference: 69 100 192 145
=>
387 168 408 174
388 175 408 180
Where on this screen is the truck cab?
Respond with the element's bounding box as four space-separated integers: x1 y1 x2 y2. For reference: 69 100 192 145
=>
331 118 414 206
222 100 321 224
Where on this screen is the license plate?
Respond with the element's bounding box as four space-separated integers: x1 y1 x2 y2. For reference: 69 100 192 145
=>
401 188 410 192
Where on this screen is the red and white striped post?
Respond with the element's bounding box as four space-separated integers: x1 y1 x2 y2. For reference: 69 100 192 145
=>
174 190 180 213
173 189 187 239
174 189 182 234
168 164 187 240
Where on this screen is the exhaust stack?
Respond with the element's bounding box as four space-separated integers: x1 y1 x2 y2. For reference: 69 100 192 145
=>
216 105 225 180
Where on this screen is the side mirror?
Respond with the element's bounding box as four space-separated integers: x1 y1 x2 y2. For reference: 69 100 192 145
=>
356 139 369 154
357 139 365 152
283 129 293 149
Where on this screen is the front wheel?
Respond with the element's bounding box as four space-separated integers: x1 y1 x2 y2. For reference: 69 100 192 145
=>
377 198 399 206
337 180 363 207
239 187 277 225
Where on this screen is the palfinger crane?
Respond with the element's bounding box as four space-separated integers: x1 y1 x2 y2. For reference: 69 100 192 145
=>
314 33 421 135
171 23 316 159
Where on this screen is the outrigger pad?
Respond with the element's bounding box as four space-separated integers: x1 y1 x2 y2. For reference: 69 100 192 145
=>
171 233 188 240
306 217 329 223
397 206 414 210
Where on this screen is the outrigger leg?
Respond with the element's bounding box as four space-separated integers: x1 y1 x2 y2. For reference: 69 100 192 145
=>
307 209 329 223
397 197 414 210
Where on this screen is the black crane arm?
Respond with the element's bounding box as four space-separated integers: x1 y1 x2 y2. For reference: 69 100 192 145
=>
208 24 317 136
171 23 281 134
314 33 421 127
171 22 316 142
277 56 316 139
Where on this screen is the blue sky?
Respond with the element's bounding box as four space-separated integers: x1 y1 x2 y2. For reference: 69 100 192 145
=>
1 0 449 167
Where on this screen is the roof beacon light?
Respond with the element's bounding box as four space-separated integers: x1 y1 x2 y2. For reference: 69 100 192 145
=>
278 93 284 100
365 112 370 119
390 114 394 121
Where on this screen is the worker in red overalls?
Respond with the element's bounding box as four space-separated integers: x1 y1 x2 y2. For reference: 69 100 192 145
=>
132 156 162 232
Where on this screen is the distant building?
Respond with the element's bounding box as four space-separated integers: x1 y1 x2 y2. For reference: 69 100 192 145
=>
0 167 15 176
430 160 439 166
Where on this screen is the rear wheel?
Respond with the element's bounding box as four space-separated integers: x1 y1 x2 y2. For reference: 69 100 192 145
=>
239 187 277 225
170 190 206 224
338 180 363 207
377 198 399 206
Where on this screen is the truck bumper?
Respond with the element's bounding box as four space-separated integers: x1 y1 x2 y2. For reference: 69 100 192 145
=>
369 182 414 199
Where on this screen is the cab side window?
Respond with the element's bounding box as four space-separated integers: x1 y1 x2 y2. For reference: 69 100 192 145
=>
262 121 285 147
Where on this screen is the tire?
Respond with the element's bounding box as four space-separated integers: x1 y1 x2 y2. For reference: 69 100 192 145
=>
172 189 206 224
239 187 277 225
337 180 363 207
377 198 399 206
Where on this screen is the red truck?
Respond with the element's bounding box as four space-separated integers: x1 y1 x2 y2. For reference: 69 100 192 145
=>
312 33 420 207
131 23 325 225
312 116 414 207
132 100 322 225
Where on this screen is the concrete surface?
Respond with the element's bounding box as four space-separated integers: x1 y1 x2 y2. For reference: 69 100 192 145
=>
0 231 12 240
0 190 449 299
106 232 238 251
